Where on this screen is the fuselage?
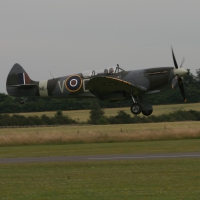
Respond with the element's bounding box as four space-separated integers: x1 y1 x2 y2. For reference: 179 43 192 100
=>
6 65 175 101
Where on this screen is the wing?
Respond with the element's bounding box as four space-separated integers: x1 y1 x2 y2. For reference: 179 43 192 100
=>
87 77 147 98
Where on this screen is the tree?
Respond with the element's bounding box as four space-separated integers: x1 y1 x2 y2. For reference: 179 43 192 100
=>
55 110 63 116
195 69 200 82
115 110 132 124
88 101 105 124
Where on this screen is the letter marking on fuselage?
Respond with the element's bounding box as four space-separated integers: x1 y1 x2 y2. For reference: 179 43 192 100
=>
58 80 66 93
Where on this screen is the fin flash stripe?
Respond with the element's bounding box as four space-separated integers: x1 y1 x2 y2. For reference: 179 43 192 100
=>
18 73 30 84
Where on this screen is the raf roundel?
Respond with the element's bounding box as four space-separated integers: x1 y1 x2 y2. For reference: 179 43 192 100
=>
65 75 83 92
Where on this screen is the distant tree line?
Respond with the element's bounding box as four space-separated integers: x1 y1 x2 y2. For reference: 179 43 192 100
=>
0 107 200 126
1 69 200 113
0 110 76 126
96 110 200 125
87 101 200 125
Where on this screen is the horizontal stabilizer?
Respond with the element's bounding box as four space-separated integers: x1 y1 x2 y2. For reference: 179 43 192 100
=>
10 84 37 88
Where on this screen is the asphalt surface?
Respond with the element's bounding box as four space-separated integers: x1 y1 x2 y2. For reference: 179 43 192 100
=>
0 152 200 164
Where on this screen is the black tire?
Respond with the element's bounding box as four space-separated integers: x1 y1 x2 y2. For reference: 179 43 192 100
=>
130 103 142 115
142 109 153 116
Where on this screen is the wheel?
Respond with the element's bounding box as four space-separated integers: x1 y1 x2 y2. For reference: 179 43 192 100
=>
130 103 142 115
142 109 153 116
19 99 24 104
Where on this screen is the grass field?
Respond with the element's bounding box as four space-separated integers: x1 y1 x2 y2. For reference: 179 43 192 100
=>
0 139 200 158
1 121 200 146
14 102 200 122
1 159 200 200
2 107 200 199
1 139 200 199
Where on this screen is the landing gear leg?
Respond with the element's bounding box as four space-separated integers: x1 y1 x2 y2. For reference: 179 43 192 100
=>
130 94 142 115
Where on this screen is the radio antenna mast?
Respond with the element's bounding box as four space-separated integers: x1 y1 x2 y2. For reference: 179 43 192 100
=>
49 70 54 79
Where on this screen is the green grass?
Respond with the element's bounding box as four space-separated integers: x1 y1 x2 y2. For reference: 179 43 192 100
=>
1 112 200 199
14 102 200 122
1 131 200 199
1 159 200 200
1 139 200 158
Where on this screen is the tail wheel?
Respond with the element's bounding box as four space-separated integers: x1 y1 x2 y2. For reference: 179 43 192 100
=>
130 103 142 115
142 109 153 116
19 99 24 104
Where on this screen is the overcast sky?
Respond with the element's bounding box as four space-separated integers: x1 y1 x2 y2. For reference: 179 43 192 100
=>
1 0 200 93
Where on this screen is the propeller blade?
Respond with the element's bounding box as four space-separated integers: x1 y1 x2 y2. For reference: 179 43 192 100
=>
180 57 185 68
172 76 178 89
178 77 187 102
171 47 178 69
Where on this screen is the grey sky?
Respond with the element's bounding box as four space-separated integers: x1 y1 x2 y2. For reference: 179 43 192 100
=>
1 0 200 93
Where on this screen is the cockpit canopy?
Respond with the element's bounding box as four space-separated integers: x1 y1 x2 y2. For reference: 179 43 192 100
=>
81 65 125 78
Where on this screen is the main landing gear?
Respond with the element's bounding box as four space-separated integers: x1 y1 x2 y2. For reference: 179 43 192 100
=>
141 109 153 116
130 103 142 115
130 94 153 116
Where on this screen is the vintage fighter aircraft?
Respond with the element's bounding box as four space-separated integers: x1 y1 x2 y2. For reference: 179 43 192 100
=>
6 48 188 116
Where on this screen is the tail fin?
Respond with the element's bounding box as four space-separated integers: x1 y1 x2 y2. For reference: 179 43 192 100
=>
6 63 37 97
6 63 32 86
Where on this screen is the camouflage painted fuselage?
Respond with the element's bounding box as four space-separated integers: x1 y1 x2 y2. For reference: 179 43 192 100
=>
6 63 174 101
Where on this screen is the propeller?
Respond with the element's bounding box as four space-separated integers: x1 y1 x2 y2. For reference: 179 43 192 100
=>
171 47 187 102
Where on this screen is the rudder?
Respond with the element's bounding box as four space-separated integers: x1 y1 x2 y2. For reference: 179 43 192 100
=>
6 63 37 97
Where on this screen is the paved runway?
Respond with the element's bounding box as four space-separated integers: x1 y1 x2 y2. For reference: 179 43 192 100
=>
0 152 200 164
